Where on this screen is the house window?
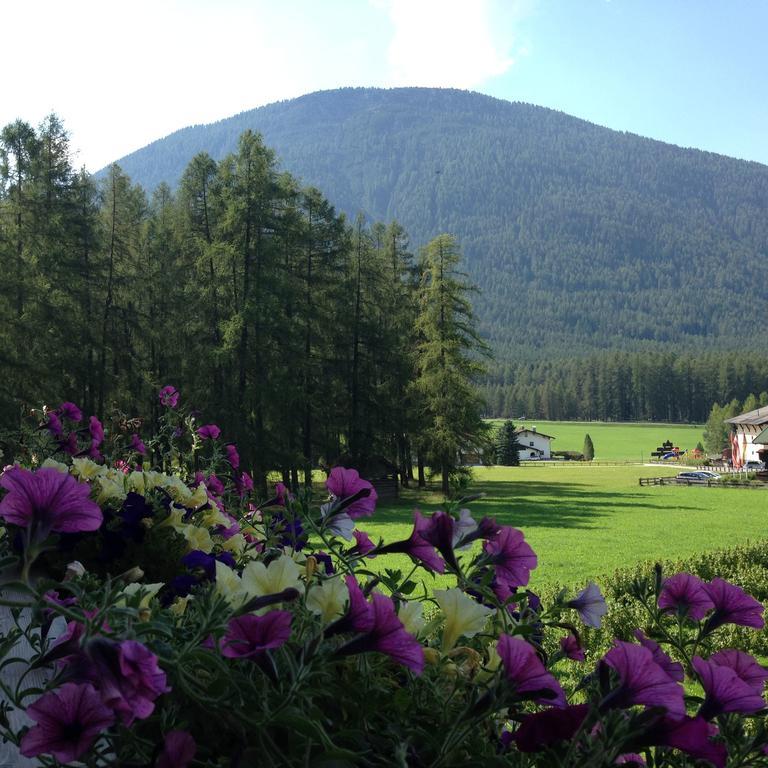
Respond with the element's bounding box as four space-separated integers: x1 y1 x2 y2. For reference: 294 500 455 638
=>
529 441 534 446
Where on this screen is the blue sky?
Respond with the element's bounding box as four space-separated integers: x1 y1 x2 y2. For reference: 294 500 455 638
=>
2 0 766 170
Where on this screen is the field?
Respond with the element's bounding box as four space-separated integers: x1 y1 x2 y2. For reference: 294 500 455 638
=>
487 419 705 462
367 465 768 588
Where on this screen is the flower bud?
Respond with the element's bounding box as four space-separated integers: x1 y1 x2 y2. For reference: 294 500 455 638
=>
65 561 86 580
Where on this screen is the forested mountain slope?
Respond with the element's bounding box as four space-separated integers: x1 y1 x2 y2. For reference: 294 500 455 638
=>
109 87 768 365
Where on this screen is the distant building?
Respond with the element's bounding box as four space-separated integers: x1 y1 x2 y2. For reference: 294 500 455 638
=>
515 426 555 460
724 407 768 468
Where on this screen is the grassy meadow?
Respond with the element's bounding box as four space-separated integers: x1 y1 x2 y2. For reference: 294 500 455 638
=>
363 420 766 590
487 419 705 461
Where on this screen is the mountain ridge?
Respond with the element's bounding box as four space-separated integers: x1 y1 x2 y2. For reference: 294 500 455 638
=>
103 87 768 366
106 87 768 188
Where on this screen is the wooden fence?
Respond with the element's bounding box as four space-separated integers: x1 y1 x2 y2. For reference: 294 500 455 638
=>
639 476 767 489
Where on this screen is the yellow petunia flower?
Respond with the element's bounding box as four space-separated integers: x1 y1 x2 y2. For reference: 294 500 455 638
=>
398 601 426 637
41 458 69 473
306 576 349 623
214 561 247 608
71 457 103 481
181 524 214 553
241 553 303 598
435 588 494 652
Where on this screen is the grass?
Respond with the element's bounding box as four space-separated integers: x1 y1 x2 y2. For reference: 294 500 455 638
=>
365 464 768 589
487 419 705 461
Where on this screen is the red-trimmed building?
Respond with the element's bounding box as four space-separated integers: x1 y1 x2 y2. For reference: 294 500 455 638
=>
724 407 768 468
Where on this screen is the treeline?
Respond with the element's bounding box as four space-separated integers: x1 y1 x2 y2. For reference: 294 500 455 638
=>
0 115 485 492
480 351 768 423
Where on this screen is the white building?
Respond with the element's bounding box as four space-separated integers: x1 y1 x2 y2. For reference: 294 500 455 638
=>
515 426 555 460
724 407 768 468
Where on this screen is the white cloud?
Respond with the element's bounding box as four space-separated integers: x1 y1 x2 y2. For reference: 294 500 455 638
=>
381 0 515 89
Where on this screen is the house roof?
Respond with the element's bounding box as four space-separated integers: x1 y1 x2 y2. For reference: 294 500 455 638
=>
725 407 768 426
754 426 768 445
514 428 556 440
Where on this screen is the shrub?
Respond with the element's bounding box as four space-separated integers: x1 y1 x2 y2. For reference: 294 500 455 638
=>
0 393 767 767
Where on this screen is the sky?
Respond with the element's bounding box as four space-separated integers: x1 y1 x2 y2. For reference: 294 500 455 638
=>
3 0 767 171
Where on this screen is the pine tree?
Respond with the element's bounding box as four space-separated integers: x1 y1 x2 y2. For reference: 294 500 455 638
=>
412 234 489 496
495 421 521 466
583 433 595 461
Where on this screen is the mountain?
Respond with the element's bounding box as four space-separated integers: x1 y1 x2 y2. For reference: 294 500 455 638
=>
107 87 768 366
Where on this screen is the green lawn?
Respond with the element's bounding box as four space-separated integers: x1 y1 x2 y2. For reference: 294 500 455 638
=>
487 419 705 462
365 465 768 589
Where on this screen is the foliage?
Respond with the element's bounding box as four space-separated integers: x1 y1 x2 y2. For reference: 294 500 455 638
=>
583 434 595 461
494 421 522 466
365 464 768 587
561 541 768 662
105 87 768 385
412 234 489 496
0 118 429 493
2 397 768 767
703 401 742 454
481 351 768 423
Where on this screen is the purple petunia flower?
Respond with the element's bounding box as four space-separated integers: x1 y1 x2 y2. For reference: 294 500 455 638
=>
81 639 170 725
313 551 335 574
195 471 225 497
325 510 354 540
197 423 221 440
452 508 477 549
703 578 765 631
159 385 179 408
512 704 590 752
497 634 566 706
338 592 424 674
560 634 586 662
182 549 236 581
377 509 445 573
658 572 714 621
327 575 375 635
264 482 290 506
217 612 292 660
615 754 646 766
567 581 608 628
20 682 114 762
129 433 146 455
46 411 63 437
58 402 83 422
349 530 376 557
483 526 537 591
709 649 768 695
156 730 197 768
633 630 684 682
326 467 377 519
87 439 103 461
225 444 240 469
0 466 102 534
60 431 79 455
422 510 459 569
693 654 767 719
601 640 685 717
644 715 727 768
89 416 104 446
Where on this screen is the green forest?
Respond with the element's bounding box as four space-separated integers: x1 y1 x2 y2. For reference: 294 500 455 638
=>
481 350 768 421
0 116 489 492
3 109 767 489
